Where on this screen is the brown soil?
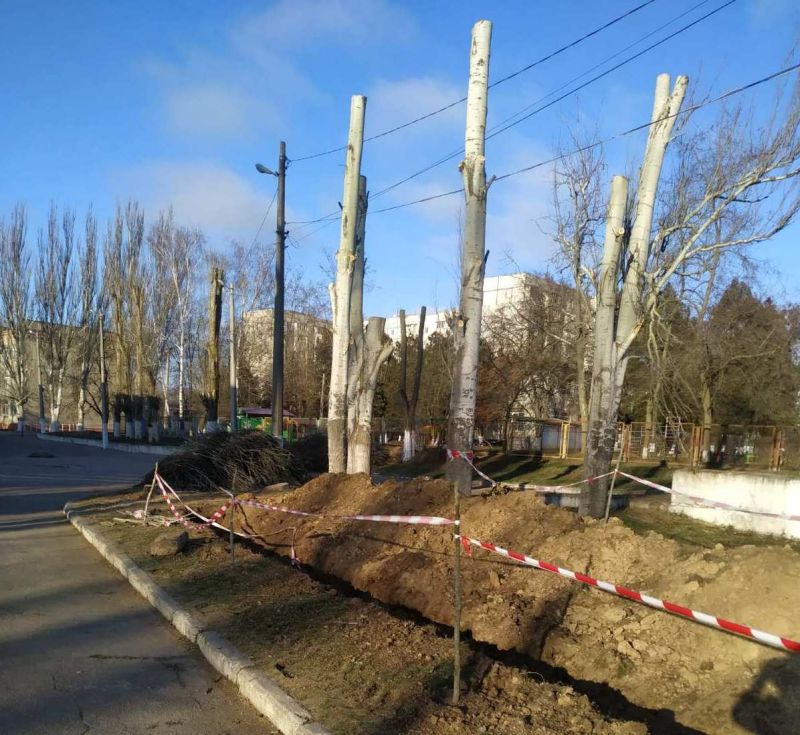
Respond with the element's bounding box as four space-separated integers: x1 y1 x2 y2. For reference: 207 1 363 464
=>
78 494 645 735
190 473 800 735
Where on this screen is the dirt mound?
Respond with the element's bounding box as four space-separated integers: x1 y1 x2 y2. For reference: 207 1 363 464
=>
205 473 800 734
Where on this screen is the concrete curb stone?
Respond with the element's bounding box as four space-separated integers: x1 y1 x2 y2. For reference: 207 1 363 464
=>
63 502 331 735
197 630 256 682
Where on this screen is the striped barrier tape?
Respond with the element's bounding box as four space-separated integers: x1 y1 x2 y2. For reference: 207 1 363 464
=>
155 471 455 528
447 447 498 487
447 448 618 493
236 496 456 526
156 475 231 529
456 533 800 653
617 471 800 523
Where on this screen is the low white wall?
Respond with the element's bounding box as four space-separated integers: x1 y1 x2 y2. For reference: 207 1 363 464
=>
37 433 179 456
671 469 800 539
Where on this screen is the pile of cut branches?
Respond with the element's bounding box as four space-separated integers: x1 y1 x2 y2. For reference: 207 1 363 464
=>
147 430 305 493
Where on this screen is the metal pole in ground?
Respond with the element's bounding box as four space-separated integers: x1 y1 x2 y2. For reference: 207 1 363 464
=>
99 312 109 449
143 461 159 524
604 451 624 522
452 483 463 705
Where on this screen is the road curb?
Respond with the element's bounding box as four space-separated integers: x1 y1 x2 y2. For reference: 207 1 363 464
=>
63 501 332 735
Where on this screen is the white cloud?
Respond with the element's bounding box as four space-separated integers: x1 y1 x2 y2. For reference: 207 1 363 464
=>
119 161 270 237
162 84 269 139
366 77 463 137
230 0 417 52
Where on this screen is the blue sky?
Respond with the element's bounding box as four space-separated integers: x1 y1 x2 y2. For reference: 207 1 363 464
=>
1 0 798 315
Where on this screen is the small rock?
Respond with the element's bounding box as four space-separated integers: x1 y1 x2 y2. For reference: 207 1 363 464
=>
150 528 188 557
714 543 725 551
488 570 501 589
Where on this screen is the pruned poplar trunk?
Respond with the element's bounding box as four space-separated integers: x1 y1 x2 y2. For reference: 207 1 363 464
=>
346 176 369 465
203 267 224 432
580 175 629 517
348 318 394 474
328 94 366 473
575 297 589 450
446 20 492 497
398 307 427 461
581 73 687 518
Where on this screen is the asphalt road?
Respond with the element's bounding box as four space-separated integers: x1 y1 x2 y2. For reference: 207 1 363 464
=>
0 433 273 735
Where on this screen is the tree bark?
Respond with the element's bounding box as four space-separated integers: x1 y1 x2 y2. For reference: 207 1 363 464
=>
446 19 492 497
328 95 366 473
348 318 394 474
580 175 629 517
346 175 368 468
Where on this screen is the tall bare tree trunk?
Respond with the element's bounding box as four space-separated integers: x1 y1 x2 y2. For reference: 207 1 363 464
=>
580 175 628 517
203 267 224 432
349 318 393 474
613 74 688 401
446 20 492 497
581 74 687 518
328 95 366 473
398 307 427 461
346 176 368 468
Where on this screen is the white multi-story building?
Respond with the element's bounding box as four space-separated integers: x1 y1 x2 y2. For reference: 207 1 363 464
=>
383 273 538 343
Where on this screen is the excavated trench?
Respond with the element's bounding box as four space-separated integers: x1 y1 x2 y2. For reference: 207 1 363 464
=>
195 472 800 735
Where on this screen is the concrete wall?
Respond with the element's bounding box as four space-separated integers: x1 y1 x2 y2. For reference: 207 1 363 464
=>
37 433 179 456
671 469 800 539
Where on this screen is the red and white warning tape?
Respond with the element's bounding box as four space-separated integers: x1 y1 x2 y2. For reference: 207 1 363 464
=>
618 471 800 523
155 471 455 528
156 475 231 529
447 447 498 487
457 533 800 653
236 496 456 526
447 447 616 493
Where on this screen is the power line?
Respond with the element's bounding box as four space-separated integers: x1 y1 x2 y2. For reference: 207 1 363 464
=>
485 0 738 142
368 0 733 202
290 0 661 162
362 61 800 217
245 185 278 251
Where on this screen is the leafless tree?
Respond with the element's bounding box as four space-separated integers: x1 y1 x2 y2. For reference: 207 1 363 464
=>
35 204 79 431
0 205 32 427
75 207 103 430
550 129 605 441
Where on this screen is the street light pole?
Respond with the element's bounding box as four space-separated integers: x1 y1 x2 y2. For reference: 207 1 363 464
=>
228 283 237 433
256 142 287 445
99 312 109 449
35 329 45 434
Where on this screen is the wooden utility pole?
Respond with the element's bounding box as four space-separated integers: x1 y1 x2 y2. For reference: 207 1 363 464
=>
99 311 109 449
272 141 287 444
328 95 366 473
446 20 492 497
228 283 237 433
203 267 224 432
